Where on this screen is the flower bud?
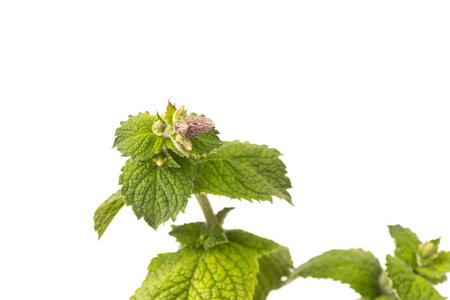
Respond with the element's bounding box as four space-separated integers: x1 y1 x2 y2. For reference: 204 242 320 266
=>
417 241 439 267
172 105 186 123
185 115 215 137
174 120 189 136
175 134 192 151
153 153 167 166
173 141 188 155
419 242 438 258
152 120 166 136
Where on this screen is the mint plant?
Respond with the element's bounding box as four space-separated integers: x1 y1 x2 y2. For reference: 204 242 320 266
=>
94 102 450 299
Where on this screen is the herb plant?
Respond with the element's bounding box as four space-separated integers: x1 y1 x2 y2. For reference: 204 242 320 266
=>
94 102 450 299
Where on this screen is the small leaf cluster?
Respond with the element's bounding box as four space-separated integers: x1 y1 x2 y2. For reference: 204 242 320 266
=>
292 225 450 300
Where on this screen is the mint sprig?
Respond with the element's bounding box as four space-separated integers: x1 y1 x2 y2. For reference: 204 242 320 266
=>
95 103 450 299
386 255 445 300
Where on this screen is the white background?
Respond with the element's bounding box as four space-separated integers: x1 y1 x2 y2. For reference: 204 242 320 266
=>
1 1 450 299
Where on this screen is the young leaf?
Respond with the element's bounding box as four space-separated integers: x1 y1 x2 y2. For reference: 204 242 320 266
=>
193 141 292 203
388 224 421 268
119 157 194 229
294 249 383 299
416 251 450 284
253 247 293 300
114 112 165 160
216 207 235 226
169 222 207 248
386 255 446 300
203 224 228 249
93 190 124 240
164 101 177 126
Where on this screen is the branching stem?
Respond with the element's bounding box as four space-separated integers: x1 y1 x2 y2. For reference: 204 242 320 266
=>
195 193 218 230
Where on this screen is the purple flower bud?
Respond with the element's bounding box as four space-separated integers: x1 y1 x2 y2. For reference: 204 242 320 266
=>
174 120 189 136
185 115 215 137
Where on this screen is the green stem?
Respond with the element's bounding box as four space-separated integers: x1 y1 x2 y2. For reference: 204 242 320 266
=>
195 193 218 230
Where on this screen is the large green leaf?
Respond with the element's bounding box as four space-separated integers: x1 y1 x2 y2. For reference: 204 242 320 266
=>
294 249 383 299
386 255 445 300
93 190 124 239
119 156 194 229
193 141 292 203
114 112 165 160
131 229 288 300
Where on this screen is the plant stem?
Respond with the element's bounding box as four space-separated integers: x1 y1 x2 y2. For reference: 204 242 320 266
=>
195 193 218 230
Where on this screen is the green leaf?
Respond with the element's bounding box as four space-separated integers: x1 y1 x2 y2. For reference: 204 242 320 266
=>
131 229 285 300
169 222 207 248
388 225 421 268
93 190 124 240
294 249 383 299
203 224 228 249
190 129 223 156
193 141 292 203
253 247 293 300
373 296 398 300
416 251 450 284
119 156 194 229
114 112 165 160
216 207 235 226
164 101 177 126
386 255 446 300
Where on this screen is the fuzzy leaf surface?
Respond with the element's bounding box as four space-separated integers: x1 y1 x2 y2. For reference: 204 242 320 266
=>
131 229 285 300
93 190 124 239
386 255 445 300
294 249 383 299
114 112 164 159
120 157 194 229
190 129 222 156
389 225 421 268
193 141 292 203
